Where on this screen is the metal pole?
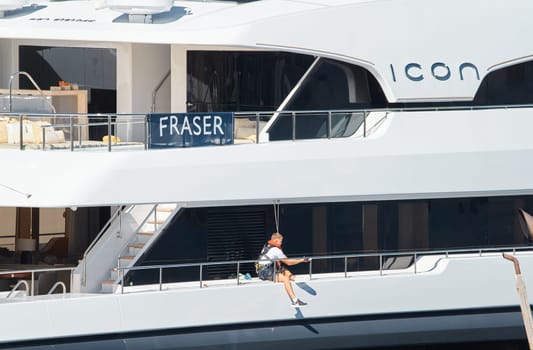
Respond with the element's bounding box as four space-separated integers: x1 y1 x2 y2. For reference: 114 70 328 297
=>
503 253 533 350
70 117 74 152
255 113 260 144
292 112 296 141
31 271 34 296
414 253 417 274
42 127 46 151
159 267 163 291
309 259 312 281
344 256 348 278
363 111 367 138
380 254 383 276
327 111 332 139
145 115 149 150
200 264 203 288
19 115 23 150
107 115 112 152
237 262 240 286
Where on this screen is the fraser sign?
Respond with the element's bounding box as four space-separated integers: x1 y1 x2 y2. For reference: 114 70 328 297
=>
149 113 234 148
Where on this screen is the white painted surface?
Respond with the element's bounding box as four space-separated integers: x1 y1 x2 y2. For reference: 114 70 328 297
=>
0 108 532 208
0 0 529 101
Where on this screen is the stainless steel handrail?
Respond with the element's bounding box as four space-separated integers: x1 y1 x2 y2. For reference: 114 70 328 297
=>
4 102 533 152
82 206 127 286
1 267 75 297
6 280 29 298
9 71 57 150
116 245 533 294
151 70 170 113
47 281 66 295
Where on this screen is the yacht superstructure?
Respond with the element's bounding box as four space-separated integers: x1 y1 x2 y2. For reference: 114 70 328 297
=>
0 0 532 349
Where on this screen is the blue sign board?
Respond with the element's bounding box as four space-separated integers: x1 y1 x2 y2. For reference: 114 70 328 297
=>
148 112 234 148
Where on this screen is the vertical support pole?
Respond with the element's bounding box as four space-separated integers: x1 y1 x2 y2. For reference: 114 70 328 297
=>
19 115 23 151
327 111 332 139
199 264 203 288
292 112 296 141
503 253 533 350
31 271 34 296
256 113 260 144
70 117 74 152
107 115 112 152
380 254 383 276
237 262 240 286
42 127 46 151
363 111 367 138
145 115 149 150
309 259 313 281
159 267 163 291
344 256 348 278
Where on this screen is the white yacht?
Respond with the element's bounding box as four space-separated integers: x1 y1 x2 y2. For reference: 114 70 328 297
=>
0 0 532 349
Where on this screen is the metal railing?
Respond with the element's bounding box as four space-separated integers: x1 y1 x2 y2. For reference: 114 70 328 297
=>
0 267 75 297
2 103 533 152
115 245 533 294
82 206 128 287
151 70 170 113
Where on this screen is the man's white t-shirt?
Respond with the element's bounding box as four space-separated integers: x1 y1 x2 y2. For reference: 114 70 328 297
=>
259 246 286 266
265 247 286 261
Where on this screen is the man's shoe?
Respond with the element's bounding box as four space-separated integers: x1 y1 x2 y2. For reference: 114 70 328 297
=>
291 299 307 307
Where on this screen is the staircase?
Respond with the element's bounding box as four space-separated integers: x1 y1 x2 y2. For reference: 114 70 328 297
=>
74 203 180 293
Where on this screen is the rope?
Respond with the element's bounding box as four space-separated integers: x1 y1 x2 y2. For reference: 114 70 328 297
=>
273 200 280 233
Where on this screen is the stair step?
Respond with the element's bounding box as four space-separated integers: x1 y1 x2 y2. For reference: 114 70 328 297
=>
128 243 144 249
128 243 145 255
138 231 154 235
147 218 166 225
120 255 135 260
156 207 175 212
101 280 116 293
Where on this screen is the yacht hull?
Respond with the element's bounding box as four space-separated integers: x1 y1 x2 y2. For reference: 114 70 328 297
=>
0 307 526 349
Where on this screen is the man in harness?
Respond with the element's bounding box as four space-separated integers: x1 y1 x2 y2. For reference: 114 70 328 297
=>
256 232 309 307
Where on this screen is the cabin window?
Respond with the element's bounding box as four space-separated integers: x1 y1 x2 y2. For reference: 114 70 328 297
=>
128 195 530 285
268 59 387 141
187 51 313 112
18 46 117 140
474 60 533 105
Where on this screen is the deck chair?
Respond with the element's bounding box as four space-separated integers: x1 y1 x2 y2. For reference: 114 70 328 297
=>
517 208 533 243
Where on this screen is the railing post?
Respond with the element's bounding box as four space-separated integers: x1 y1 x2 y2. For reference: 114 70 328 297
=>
237 262 240 286
19 115 23 150
145 115 149 150
379 254 383 276
78 123 82 148
42 127 46 151
292 112 296 141
327 111 332 139
70 116 74 152
255 113 260 144
309 259 312 281
363 111 367 138
414 253 417 274
118 256 123 294
107 114 112 152
31 271 34 296
199 264 203 288
154 205 158 232
344 256 348 278
159 267 163 291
